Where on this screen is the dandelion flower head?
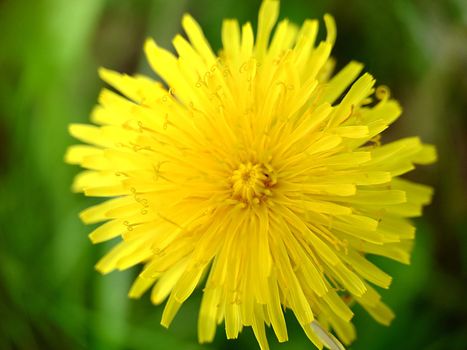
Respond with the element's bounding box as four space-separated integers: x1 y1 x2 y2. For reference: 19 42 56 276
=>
66 1 436 349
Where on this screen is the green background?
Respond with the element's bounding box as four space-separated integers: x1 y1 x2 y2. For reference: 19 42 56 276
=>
0 0 466 349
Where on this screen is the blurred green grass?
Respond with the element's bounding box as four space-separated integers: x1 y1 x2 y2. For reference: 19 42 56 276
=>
0 0 466 349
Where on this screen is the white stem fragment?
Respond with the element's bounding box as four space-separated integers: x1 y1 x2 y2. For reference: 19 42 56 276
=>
310 320 346 350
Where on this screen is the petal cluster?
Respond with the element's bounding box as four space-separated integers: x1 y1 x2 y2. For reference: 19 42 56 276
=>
66 1 436 349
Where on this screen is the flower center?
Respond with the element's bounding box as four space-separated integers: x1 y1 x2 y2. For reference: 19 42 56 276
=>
230 162 276 205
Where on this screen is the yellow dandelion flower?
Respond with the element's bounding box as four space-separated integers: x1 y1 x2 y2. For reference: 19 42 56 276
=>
66 1 436 349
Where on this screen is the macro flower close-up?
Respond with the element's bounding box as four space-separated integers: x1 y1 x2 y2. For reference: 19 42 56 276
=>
66 1 436 349
2 0 466 349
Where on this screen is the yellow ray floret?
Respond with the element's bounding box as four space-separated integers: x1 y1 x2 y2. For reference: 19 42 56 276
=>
67 0 436 349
